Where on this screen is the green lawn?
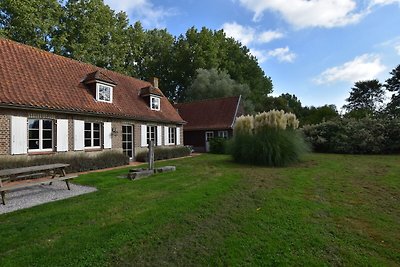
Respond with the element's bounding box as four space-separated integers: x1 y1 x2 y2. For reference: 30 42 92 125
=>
0 154 399 266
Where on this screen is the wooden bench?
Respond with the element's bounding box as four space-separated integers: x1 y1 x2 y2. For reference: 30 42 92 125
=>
0 164 77 205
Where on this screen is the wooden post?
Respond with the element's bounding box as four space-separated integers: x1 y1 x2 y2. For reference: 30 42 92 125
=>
148 140 154 170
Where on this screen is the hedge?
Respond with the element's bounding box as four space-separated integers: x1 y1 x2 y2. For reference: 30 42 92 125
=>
136 146 191 162
302 117 400 154
0 151 130 173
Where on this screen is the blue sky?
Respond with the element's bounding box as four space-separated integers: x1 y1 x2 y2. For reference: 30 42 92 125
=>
104 0 400 109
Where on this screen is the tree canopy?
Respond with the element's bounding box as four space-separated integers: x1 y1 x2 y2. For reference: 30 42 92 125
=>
0 0 273 110
385 64 400 117
342 79 384 118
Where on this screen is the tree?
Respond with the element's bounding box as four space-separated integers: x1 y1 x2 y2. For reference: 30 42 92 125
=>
186 68 254 112
172 27 273 106
342 79 384 118
53 0 130 71
301 105 339 125
385 64 400 117
0 0 62 51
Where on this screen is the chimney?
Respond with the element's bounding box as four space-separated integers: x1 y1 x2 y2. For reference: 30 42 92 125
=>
150 77 159 88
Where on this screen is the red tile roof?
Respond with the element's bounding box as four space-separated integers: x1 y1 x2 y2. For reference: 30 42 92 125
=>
0 38 184 124
174 96 242 130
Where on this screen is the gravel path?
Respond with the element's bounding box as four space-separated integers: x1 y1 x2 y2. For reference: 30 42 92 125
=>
0 181 97 215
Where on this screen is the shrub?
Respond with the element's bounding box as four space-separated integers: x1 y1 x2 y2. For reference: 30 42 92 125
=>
136 146 191 162
302 117 400 154
0 151 129 173
229 110 309 166
209 137 227 154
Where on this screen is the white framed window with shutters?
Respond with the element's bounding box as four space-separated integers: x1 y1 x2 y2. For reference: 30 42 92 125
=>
28 119 54 152
168 127 176 144
147 125 157 145
84 122 101 149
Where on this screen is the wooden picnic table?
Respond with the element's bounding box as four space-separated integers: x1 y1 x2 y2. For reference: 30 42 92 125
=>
0 163 77 205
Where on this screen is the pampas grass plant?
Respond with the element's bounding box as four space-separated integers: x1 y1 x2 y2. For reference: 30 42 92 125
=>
229 110 308 166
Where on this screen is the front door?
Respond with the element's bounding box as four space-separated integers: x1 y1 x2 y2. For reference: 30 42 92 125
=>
122 125 134 159
205 131 214 152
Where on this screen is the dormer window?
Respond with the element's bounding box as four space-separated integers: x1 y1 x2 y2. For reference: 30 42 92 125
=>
82 70 117 104
96 83 113 103
150 96 160 111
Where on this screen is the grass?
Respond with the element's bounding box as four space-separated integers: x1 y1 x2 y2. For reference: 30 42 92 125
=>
0 153 399 266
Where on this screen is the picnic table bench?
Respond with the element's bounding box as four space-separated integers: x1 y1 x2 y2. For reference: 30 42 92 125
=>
0 163 77 205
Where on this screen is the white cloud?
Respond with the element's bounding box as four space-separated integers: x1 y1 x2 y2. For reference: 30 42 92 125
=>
222 22 284 46
104 0 176 28
249 48 269 63
249 46 296 63
379 36 400 55
258 31 285 43
370 0 400 5
267 46 296 62
238 0 367 28
314 54 386 84
395 44 400 55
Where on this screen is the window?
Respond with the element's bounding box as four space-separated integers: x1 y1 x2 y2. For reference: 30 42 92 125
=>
218 131 228 139
168 127 176 144
28 119 53 151
96 83 113 103
85 122 101 148
147 125 157 145
122 125 133 158
205 131 214 142
150 96 160 111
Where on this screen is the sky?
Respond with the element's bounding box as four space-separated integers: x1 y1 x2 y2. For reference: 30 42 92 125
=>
104 0 400 109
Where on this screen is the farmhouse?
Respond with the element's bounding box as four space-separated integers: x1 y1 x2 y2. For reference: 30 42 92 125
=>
175 96 243 152
0 38 185 160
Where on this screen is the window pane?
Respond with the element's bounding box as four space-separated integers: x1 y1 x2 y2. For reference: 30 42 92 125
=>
43 130 52 139
85 140 91 147
43 120 52 129
29 140 39 149
29 130 39 139
42 140 52 149
85 131 91 139
122 143 127 150
127 134 132 141
85 123 91 131
28 119 39 129
93 139 100 146
98 85 111 101
93 131 100 138
93 123 100 131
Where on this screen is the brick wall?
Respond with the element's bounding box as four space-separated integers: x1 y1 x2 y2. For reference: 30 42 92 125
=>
0 114 10 155
0 108 184 160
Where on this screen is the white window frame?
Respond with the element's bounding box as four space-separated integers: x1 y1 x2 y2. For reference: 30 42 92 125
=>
147 125 157 145
96 83 113 103
122 125 134 158
28 119 54 152
84 122 101 149
150 96 160 111
218 130 228 139
168 127 176 145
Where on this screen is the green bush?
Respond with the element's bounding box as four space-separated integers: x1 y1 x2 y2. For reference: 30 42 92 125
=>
136 146 191 162
302 117 400 154
0 151 129 172
209 137 227 154
228 128 309 167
